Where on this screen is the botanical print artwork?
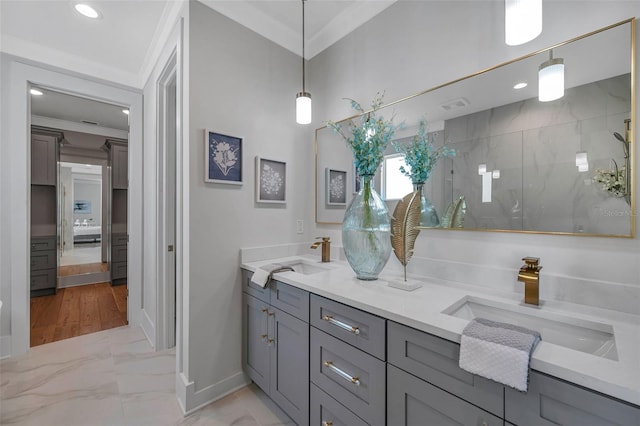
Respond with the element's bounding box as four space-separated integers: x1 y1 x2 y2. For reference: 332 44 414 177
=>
256 157 286 203
330 173 344 200
211 139 238 176
261 163 283 195
326 168 347 205
205 131 242 184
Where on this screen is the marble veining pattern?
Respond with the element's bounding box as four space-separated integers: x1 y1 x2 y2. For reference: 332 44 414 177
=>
0 326 293 426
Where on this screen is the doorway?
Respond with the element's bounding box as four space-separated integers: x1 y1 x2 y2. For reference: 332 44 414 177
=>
29 87 129 347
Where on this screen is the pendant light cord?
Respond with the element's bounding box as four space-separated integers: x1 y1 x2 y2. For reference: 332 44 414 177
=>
301 0 306 92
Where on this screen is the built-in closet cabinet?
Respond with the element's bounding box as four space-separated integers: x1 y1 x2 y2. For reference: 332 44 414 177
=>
242 271 310 426
105 139 128 285
30 129 60 297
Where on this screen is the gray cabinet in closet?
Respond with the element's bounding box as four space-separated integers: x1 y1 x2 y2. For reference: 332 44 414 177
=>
30 236 57 296
31 133 57 186
105 139 128 285
110 143 128 189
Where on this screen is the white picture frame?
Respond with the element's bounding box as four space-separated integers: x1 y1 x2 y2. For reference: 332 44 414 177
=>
204 129 243 184
325 168 347 206
255 156 286 204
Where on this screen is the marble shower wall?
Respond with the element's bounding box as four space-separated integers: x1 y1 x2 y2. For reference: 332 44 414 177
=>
441 74 632 235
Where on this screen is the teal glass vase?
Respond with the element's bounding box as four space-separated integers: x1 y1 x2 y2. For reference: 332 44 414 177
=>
342 175 391 280
414 182 440 227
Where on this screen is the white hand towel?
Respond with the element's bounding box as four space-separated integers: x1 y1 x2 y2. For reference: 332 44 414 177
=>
249 264 295 288
459 318 541 392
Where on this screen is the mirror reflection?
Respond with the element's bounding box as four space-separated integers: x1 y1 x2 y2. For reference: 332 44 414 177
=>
316 19 634 237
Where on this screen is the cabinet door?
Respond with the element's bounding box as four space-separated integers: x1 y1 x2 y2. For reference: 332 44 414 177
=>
388 364 503 426
242 293 270 392
270 307 309 426
310 383 368 426
31 134 57 186
505 371 640 426
112 144 128 189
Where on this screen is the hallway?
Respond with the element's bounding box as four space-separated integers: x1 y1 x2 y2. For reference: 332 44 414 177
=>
1 326 294 425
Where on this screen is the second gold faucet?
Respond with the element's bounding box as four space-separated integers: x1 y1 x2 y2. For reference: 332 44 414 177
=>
311 237 331 262
517 257 542 306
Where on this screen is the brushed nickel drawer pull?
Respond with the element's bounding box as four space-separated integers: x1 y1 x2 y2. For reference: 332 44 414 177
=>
322 315 360 335
323 361 360 386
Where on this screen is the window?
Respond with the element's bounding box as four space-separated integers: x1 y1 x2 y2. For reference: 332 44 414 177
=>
382 153 413 200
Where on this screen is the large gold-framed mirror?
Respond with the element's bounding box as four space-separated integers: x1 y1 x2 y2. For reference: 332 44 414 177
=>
316 19 635 237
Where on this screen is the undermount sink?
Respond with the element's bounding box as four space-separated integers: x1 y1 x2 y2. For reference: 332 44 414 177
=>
279 259 330 275
443 296 618 360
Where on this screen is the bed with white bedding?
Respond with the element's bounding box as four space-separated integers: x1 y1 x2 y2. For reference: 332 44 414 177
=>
73 225 102 243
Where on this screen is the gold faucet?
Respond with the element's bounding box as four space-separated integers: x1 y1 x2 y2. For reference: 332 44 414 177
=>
518 257 542 305
311 237 331 262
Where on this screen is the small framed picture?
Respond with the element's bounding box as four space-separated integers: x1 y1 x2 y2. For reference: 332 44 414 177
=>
325 168 347 206
255 156 286 204
74 200 91 213
205 130 242 184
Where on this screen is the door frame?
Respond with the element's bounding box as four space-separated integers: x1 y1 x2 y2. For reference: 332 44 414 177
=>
7 60 144 355
156 50 178 350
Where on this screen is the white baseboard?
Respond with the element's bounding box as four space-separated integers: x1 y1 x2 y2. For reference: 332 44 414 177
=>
1 335 12 359
140 309 156 349
177 371 250 415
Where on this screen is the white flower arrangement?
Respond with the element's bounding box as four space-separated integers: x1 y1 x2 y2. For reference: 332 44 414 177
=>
261 164 283 195
592 166 627 198
211 141 238 176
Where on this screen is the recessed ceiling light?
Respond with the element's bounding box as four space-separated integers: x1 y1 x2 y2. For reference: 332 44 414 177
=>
122 109 130 115
30 89 43 96
513 82 528 89
75 3 101 19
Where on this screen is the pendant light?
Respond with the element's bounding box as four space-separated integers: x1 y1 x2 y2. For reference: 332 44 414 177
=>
538 49 564 102
505 0 542 46
296 0 312 124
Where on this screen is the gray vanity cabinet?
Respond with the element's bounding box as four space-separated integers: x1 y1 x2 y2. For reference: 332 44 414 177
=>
388 364 503 426
110 143 128 190
310 383 369 426
504 370 640 426
242 274 309 426
387 321 504 417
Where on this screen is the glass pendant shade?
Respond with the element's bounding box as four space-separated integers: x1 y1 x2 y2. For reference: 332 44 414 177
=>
505 0 542 46
538 57 565 102
296 92 312 124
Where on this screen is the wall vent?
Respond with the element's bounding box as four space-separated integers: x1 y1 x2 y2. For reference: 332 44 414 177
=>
440 97 470 112
81 120 99 125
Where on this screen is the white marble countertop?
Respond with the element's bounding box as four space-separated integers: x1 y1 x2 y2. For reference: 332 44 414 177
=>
241 255 640 406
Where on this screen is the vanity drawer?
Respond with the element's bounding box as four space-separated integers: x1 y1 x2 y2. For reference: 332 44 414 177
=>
387 321 504 417
31 236 56 252
30 250 56 271
310 294 385 360
310 327 385 426
112 246 128 263
310 383 369 426
270 280 309 322
505 370 640 426
243 269 270 303
30 268 56 291
388 364 503 426
112 233 128 246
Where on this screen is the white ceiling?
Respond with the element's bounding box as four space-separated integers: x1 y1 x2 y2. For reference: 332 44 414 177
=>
0 0 395 88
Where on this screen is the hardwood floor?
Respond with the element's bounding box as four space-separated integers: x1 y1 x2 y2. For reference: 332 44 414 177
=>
30 282 128 347
58 262 108 277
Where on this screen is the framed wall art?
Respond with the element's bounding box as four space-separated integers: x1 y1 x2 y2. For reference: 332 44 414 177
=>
205 130 242 184
325 168 347 206
255 156 286 204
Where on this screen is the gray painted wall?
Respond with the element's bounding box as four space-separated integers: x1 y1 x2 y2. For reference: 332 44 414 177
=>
186 0 313 396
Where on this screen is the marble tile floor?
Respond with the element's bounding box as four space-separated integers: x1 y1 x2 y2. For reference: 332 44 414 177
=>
0 326 294 426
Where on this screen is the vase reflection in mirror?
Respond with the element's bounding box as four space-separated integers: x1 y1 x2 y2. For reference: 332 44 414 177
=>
413 182 439 227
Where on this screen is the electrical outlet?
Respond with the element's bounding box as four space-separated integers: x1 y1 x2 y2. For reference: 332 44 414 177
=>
296 219 304 234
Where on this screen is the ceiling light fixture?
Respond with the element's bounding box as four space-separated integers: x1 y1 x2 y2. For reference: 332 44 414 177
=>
538 49 565 102
74 3 101 19
513 82 528 89
295 0 311 125
30 89 43 96
505 0 542 46
122 109 130 115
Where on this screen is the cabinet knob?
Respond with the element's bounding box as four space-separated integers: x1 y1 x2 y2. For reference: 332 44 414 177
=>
260 307 268 313
322 422 333 426
267 338 274 346
260 334 267 341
